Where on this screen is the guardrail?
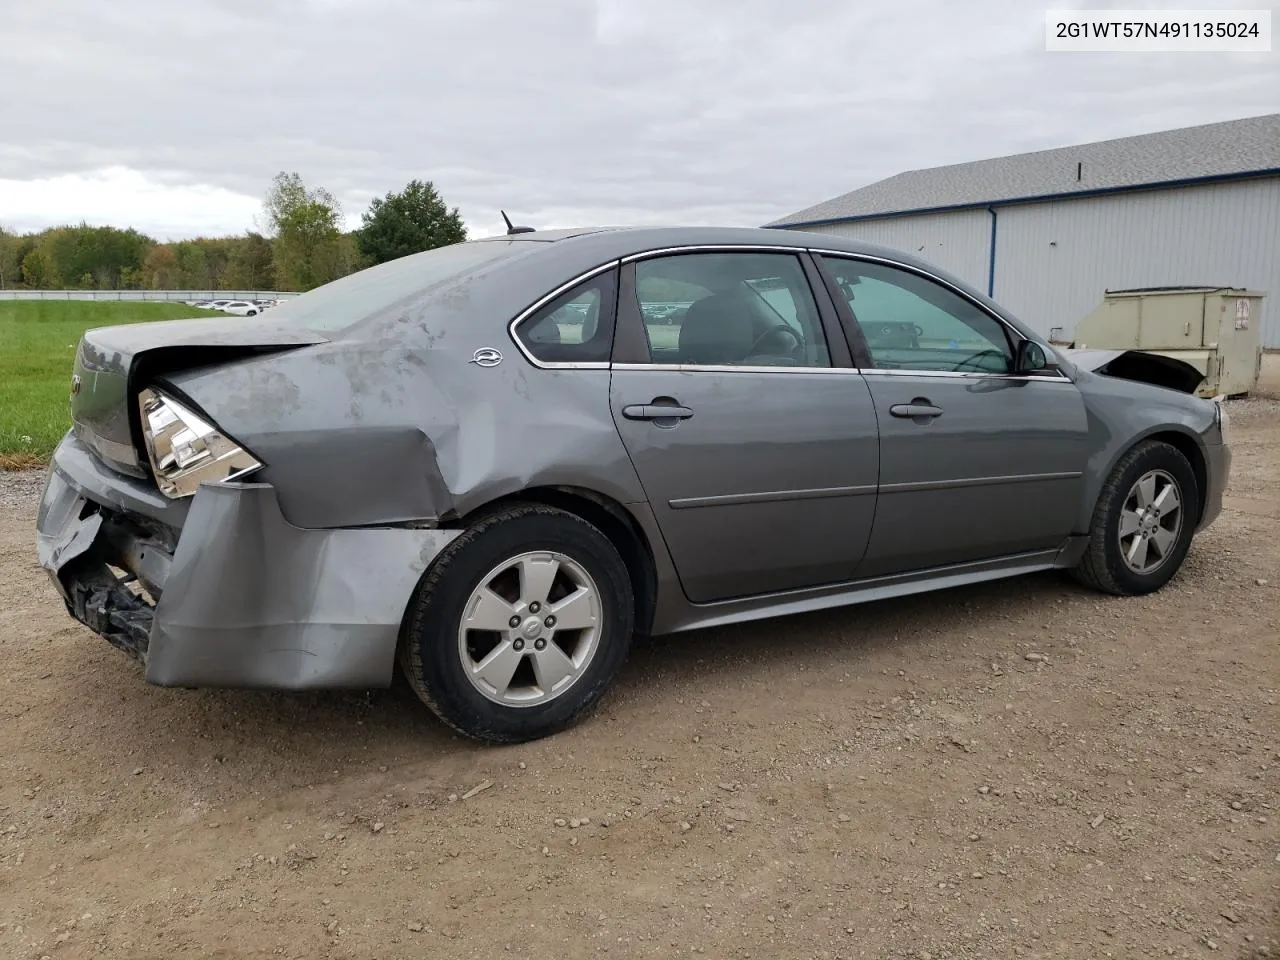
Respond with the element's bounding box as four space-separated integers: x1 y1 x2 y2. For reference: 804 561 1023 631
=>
0 289 300 301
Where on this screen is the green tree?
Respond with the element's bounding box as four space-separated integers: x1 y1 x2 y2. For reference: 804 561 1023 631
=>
336 232 366 276
39 224 152 289
142 245 181 288
0 228 21 288
357 178 466 266
199 237 234 289
7 235 36 288
20 248 59 287
172 242 210 288
263 172 344 290
224 232 276 289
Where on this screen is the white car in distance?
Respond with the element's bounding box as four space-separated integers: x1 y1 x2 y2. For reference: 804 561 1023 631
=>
219 301 263 316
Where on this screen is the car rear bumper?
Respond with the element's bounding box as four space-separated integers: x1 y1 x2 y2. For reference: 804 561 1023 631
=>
36 433 460 690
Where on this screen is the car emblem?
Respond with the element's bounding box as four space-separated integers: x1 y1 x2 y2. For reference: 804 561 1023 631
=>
70 374 81 396
469 347 504 368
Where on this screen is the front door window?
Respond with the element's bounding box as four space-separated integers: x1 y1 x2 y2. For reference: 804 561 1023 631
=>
821 257 1013 374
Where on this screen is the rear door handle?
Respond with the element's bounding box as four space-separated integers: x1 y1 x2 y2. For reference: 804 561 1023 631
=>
622 403 694 421
889 400 943 420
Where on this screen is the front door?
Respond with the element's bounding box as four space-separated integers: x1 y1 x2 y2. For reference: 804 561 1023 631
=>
609 250 880 603
817 254 1090 577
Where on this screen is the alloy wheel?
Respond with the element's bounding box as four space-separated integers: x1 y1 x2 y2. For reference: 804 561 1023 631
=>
1118 468 1184 575
457 551 603 707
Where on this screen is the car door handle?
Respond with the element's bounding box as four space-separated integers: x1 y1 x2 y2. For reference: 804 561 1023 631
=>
622 403 694 421
889 400 944 419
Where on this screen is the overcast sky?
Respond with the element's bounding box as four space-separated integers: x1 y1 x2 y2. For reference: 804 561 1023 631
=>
1 0 1276 240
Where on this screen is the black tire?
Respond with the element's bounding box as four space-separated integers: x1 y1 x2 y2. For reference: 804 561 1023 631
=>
398 503 634 744
1071 439 1199 596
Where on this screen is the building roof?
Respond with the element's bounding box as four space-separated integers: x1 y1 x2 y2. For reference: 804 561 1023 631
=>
766 113 1280 228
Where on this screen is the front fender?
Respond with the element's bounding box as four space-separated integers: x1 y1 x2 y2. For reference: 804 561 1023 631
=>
1073 368 1219 533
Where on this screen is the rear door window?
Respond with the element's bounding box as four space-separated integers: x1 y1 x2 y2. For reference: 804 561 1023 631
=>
632 252 831 367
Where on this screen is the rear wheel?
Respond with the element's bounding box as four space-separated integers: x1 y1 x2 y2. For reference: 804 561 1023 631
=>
399 503 634 743
1072 440 1198 595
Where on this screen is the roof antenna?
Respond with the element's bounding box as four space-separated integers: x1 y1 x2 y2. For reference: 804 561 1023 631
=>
500 210 536 235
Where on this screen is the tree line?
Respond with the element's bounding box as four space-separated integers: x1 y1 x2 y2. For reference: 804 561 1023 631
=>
0 172 467 292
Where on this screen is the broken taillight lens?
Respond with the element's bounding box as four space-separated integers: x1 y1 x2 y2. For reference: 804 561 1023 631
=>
138 387 262 498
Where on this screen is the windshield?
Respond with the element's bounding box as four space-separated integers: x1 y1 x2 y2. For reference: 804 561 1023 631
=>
265 240 533 332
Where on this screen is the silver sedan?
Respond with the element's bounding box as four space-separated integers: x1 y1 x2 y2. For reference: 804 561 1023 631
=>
36 226 1230 742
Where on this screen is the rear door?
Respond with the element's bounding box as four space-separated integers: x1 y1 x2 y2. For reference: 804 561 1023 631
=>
816 254 1090 577
608 248 880 603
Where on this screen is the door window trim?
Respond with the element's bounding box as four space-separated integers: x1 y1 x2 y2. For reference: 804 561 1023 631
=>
855 367 1076 382
619 243 811 263
811 250 1072 381
507 261 620 370
611 363 868 375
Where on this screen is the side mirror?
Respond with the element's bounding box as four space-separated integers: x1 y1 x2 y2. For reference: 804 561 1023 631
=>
1014 339 1049 373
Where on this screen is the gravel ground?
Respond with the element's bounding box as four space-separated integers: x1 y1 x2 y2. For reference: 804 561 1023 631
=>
0 362 1277 960
0 467 47 509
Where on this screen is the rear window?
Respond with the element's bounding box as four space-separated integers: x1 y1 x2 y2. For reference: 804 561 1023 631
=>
266 240 532 332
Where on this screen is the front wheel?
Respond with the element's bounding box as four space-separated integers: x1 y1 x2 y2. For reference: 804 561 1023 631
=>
398 503 634 743
1071 440 1198 595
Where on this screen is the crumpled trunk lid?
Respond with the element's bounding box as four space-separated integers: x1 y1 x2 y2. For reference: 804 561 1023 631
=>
71 315 328 478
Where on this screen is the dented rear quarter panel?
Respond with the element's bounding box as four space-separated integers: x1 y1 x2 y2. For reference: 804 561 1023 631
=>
164 240 649 530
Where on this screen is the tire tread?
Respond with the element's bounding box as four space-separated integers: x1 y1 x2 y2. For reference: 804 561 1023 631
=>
397 502 632 743
1071 440 1196 596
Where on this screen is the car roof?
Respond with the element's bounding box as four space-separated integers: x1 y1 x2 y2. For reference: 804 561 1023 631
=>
473 224 945 270
472 225 978 293
474 224 869 252
473 227 621 243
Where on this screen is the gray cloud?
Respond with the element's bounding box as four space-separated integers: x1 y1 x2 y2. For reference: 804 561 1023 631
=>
1 0 1277 238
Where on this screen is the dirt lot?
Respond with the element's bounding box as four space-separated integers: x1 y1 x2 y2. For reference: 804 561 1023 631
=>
2 363 1277 960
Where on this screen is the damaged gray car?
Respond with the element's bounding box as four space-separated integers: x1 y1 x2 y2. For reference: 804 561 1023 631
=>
36 226 1230 743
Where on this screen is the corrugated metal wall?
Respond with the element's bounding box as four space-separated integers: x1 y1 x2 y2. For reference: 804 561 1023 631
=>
803 210 991 291
993 178 1280 346
797 177 1280 347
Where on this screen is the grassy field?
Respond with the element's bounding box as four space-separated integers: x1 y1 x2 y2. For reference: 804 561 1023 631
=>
0 301 211 467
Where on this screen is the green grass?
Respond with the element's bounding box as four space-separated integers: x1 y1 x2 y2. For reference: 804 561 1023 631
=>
0 301 211 466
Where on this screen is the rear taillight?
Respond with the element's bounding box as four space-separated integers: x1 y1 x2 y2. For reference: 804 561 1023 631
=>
138 388 262 498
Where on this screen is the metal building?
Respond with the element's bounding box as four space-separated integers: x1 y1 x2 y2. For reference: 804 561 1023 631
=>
765 114 1280 348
